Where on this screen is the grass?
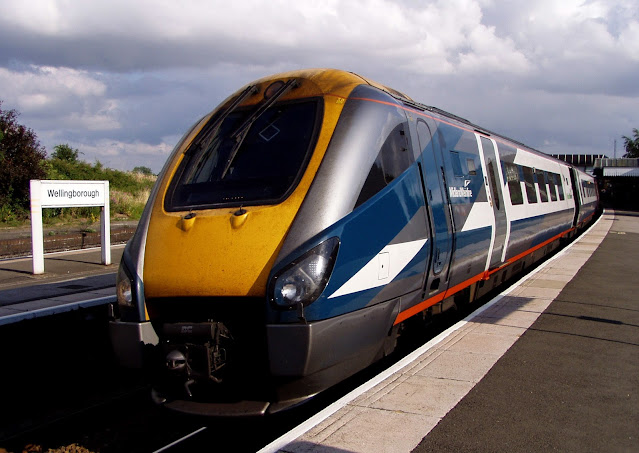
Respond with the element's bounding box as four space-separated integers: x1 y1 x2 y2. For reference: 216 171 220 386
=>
110 188 152 220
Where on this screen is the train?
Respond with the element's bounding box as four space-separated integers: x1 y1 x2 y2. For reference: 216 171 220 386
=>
109 68 599 416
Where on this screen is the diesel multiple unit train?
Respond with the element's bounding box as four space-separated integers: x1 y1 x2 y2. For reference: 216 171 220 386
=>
110 68 599 416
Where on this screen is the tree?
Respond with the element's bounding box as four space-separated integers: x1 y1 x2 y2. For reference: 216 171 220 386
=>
0 102 47 213
132 166 154 176
622 128 639 158
51 143 80 162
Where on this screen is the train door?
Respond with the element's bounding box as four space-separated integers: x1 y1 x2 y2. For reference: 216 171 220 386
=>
416 120 453 293
478 135 507 268
569 167 582 226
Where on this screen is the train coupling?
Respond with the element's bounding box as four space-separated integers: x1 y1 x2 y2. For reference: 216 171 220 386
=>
154 321 233 400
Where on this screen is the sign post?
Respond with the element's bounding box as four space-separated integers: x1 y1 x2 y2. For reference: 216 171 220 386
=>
30 180 110 274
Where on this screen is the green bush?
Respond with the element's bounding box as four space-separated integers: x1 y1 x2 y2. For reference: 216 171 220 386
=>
40 158 156 223
0 136 157 226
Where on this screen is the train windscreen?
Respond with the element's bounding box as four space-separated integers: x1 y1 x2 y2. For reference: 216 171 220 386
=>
165 98 322 211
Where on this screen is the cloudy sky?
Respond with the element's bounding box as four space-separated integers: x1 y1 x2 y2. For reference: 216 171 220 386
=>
1 0 638 173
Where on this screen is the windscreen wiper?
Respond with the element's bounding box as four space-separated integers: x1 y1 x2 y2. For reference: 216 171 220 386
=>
183 84 258 183
185 84 258 159
220 79 298 179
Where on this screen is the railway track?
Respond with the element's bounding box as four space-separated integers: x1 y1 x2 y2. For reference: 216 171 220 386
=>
0 299 467 453
0 300 326 452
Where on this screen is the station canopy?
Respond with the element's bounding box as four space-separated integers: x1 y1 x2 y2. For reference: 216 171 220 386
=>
603 167 639 177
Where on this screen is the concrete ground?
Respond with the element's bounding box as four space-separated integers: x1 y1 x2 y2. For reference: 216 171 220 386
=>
413 210 638 452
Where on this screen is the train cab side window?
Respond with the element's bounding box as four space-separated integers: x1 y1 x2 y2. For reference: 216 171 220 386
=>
449 134 478 178
451 151 464 177
467 158 477 175
536 169 548 202
522 166 537 203
380 124 412 184
355 122 411 208
504 162 523 205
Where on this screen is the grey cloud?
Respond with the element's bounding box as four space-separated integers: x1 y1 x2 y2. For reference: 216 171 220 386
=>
0 0 637 173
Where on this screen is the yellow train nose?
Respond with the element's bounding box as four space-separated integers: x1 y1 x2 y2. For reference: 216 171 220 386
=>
143 204 295 298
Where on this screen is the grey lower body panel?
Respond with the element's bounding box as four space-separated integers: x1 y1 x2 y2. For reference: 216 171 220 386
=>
109 320 159 369
267 298 400 377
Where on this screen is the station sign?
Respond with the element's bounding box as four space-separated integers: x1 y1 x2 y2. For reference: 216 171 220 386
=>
39 180 107 208
30 180 111 274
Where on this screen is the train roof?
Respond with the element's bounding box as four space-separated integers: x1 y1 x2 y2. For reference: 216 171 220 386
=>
356 73 573 168
239 69 573 170
299 69 550 158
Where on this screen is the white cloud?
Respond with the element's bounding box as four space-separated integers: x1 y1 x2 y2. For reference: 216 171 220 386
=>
8 0 62 34
457 24 530 73
619 20 639 60
0 66 116 127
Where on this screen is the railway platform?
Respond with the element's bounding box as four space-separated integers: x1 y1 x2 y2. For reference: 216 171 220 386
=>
0 245 122 325
264 209 638 453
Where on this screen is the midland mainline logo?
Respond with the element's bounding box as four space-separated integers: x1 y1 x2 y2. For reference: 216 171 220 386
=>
449 180 473 198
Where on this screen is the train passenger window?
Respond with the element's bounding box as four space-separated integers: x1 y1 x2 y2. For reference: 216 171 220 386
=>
555 173 565 200
522 166 537 203
504 162 523 205
582 180 594 198
487 160 501 210
536 169 548 202
355 122 411 208
547 171 557 201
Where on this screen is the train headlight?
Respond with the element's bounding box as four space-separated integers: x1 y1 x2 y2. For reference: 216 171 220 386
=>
116 264 134 308
270 237 339 308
